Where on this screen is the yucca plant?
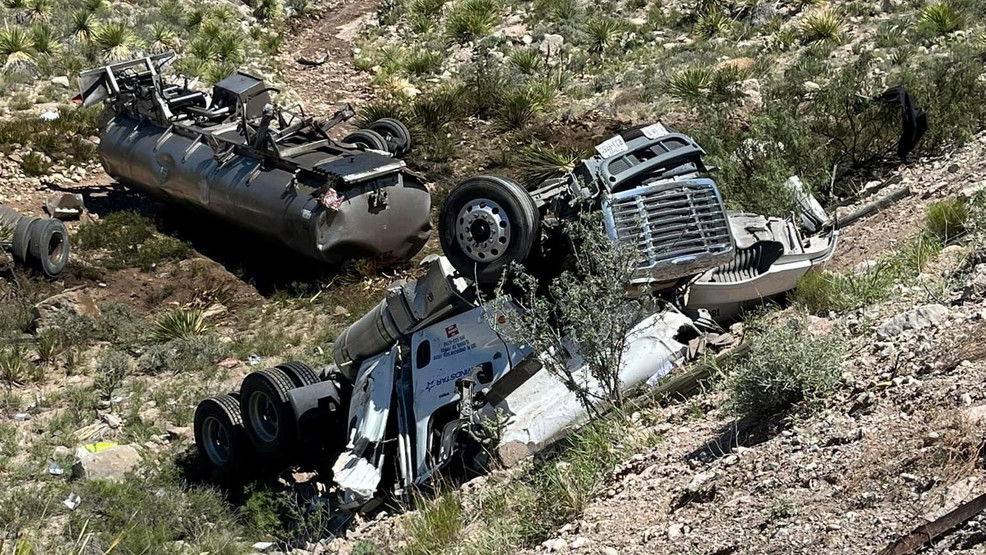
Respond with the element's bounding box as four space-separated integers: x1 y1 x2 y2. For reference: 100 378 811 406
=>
259 31 283 55
696 10 731 37
152 308 207 342
185 8 206 28
255 0 284 21
357 101 409 127
586 17 623 54
411 0 446 16
148 22 179 54
667 66 715 100
0 347 26 387
2 0 28 9
413 85 468 130
918 1 963 36
159 0 186 21
496 88 540 130
29 23 59 55
203 61 237 84
213 29 245 63
0 25 36 72
25 0 53 22
36 331 63 366
509 48 543 74
515 143 586 187
208 5 239 24
70 10 97 44
95 21 144 61
447 0 500 42
83 0 105 12
404 48 443 76
186 36 214 62
801 7 844 43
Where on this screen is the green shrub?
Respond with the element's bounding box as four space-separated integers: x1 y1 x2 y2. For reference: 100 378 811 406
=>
725 315 844 416
791 263 897 314
152 308 207 342
0 24 36 72
495 88 540 130
446 0 500 42
93 349 130 400
696 10 730 37
404 48 444 76
585 17 623 54
413 85 468 130
136 335 226 375
801 7 844 43
75 211 192 271
94 21 144 61
514 143 585 187
926 197 968 244
509 48 543 74
410 0 446 17
918 1 964 36
403 490 465 554
19 151 50 176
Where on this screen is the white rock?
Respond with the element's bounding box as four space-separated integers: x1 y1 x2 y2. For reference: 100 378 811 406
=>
72 445 141 482
876 304 949 339
540 34 564 57
542 538 568 552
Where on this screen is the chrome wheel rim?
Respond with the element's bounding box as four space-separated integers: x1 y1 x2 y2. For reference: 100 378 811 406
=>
455 198 510 262
248 390 279 443
202 415 231 465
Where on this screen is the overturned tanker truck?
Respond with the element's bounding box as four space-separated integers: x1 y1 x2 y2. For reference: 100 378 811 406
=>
192 122 838 515
78 53 431 264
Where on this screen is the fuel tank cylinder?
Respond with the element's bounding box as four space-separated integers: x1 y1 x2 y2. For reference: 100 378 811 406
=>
98 114 432 263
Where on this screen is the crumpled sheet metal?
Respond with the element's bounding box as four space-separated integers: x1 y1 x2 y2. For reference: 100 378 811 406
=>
491 310 694 465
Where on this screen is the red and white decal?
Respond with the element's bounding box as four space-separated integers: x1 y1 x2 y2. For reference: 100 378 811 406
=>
445 325 459 338
321 188 345 210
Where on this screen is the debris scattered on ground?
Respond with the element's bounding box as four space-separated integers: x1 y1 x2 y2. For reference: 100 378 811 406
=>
62 493 81 510
44 192 86 220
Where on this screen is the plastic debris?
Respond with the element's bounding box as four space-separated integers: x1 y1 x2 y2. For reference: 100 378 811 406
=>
248 354 263 366
44 193 86 220
39 110 59 121
82 441 119 453
63 492 81 510
13 413 30 421
48 461 64 476
252 541 275 552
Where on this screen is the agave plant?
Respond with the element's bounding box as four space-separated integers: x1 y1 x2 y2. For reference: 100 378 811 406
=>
515 143 587 187
70 10 97 44
152 308 207 342
918 1 964 36
586 17 623 54
667 66 715 100
696 10 731 37
148 21 179 54
213 29 245 63
509 48 543 74
0 24 36 72
95 21 145 61
29 23 59 55
801 7 844 43
447 0 501 42
25 0 53 22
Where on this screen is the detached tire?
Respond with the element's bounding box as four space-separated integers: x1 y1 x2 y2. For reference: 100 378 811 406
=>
439 175 540 286
277 361 320 387
194 393 250 479
368 118 412 156
342 129 389 151
27 218 69 277
239 368 297 459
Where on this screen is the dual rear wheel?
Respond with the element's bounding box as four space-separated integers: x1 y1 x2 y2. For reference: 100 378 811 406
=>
193 361 323 477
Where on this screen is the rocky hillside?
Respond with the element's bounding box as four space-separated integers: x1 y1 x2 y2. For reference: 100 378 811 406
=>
0 0 985 553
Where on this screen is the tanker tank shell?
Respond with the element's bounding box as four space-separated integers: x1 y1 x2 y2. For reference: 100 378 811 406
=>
99 113 432 263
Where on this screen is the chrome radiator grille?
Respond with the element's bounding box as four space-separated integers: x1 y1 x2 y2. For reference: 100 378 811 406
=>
602 178 734 282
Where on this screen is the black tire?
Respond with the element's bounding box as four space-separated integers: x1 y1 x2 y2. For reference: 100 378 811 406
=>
342 128 389 151
194 393 250 478
277 361 320 387
27 218 69 277
439 175 540 286
11 217 35 265
239 368 298 458
368 118 412 156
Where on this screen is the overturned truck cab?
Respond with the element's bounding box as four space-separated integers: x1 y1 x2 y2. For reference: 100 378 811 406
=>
79 53 431 264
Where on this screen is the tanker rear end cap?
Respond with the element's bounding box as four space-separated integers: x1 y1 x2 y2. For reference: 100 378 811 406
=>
79 53 431 265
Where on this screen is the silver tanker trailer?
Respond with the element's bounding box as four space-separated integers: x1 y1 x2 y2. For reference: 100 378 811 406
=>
78 53 431 264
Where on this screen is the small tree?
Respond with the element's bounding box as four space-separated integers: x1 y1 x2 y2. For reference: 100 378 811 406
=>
488 213 646 417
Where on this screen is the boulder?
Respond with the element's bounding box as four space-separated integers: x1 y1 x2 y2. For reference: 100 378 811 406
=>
876 304 949 340
35 287 100 331
540 34 564 57
72 444 141 482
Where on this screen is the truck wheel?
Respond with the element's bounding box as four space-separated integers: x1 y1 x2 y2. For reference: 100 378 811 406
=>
439 175 540 286
342 129 389 151
194 393 250 478
11 217 35 265
27 218 69 277
277 361 321 387
239 368 297 458
368 118 412 156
